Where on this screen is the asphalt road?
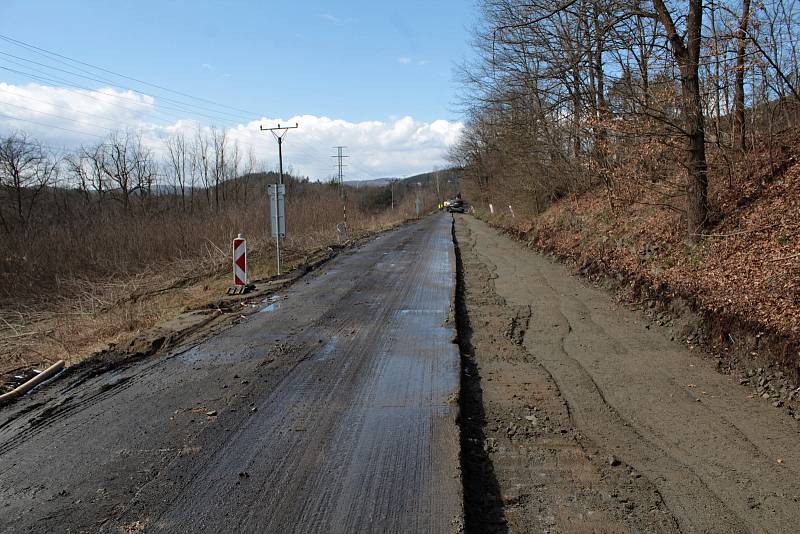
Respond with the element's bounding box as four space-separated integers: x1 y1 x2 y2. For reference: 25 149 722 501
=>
0 214 462 534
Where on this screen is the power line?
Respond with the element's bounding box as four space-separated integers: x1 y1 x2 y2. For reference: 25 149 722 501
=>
0 49 257 123
0 38 390 181
0 86 143 126
0 100 114 133
0 89 272 165
0 36 399 182
0 111 106 140
0 63 309 164
0 57 255 125
0 33 265 119
0 63 207 125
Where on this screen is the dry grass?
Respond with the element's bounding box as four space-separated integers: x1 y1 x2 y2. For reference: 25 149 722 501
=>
0 181 434 377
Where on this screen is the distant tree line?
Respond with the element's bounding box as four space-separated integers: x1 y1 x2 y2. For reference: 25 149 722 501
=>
0 125 273 234
0 127 421 300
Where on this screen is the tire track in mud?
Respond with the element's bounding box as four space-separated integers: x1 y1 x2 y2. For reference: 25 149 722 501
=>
470 222 742 533
527 266 746 533
453 219 679 534
459 214 800 534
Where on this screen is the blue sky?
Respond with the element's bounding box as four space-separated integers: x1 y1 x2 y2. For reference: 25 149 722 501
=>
0 1 476 178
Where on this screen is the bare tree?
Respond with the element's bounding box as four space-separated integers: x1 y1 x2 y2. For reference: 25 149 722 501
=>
0 132 58 230
734 0 752 150
227 139 241 205
95 130 156 212
650 0 710 237
192 126 212 209
165 132 189 211
241 147 258 207
211 126 227 212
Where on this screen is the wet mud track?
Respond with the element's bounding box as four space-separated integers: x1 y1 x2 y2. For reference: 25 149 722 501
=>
0 214 462 534
455 214 800 534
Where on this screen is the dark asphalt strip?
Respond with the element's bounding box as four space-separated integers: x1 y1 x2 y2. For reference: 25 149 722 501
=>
0 214 463 534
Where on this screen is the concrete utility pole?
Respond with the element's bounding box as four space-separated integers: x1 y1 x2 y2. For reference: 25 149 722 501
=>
260 122 298 275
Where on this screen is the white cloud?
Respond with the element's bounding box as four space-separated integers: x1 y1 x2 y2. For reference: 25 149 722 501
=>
0 82 154 144
228 114 463 179
0 83 463 180
397 57 412 65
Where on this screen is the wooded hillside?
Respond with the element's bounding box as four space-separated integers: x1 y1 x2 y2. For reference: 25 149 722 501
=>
451 1 800 352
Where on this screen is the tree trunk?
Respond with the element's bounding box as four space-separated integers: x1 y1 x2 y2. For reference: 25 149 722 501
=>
683 68 709 237
653 0 709 239
592 5 608 167
734 0 751 151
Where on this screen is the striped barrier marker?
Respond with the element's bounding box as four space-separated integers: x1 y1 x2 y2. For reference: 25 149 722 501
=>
233 234 247 286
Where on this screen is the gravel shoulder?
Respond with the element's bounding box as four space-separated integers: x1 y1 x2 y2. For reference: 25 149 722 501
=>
455 214 800 534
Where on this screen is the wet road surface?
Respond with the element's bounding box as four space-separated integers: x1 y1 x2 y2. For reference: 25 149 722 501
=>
0 214 462 533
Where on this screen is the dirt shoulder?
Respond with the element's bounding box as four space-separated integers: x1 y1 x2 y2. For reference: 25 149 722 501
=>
455 214 800 533
454 216 678 534
487 137 800 380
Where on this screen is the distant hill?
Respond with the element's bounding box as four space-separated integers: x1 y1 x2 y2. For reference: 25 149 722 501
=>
347 178 393 188
348 168 463 198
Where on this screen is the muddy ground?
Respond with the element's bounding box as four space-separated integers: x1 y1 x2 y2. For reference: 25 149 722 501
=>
454 214 800 534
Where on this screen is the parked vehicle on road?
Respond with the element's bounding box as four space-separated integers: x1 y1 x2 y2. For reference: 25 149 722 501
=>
447 197 465 213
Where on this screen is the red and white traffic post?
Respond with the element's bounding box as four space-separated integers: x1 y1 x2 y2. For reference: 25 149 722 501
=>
233 234 247 286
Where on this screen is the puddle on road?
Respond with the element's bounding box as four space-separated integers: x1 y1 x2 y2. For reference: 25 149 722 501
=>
259 295 284 314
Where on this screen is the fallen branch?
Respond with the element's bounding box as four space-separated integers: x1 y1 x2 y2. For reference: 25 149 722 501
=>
0 330 50 341
768 252 800 262
694 222 787 238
